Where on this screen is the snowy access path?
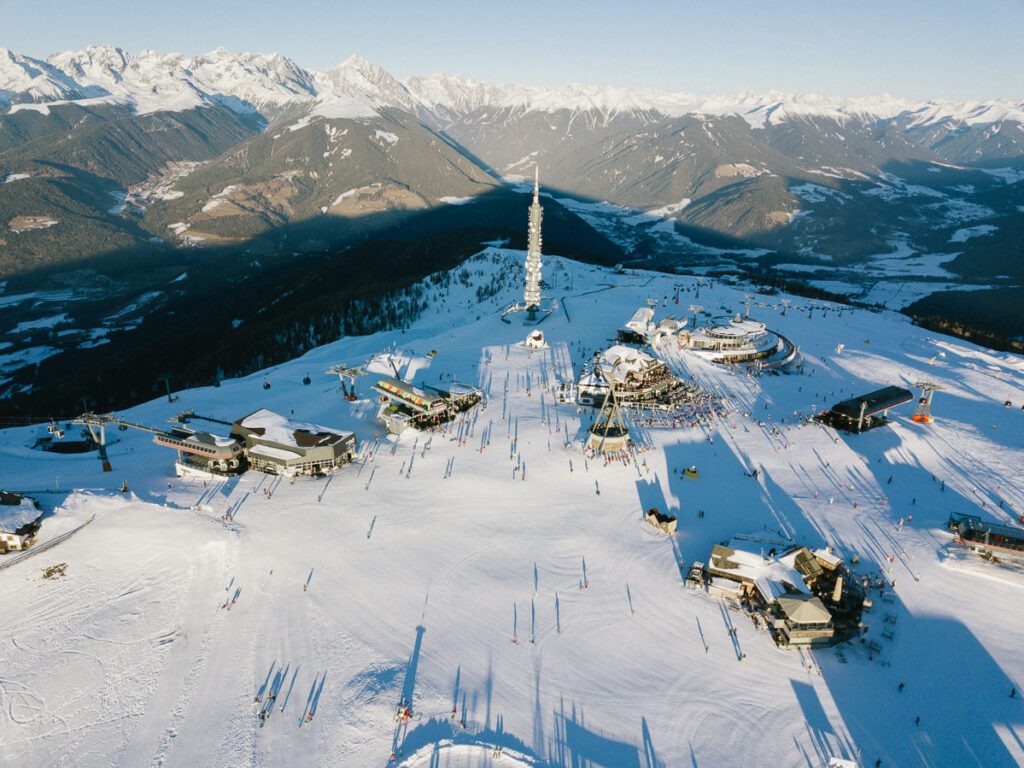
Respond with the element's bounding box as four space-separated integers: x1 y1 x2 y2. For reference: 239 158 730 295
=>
1 249 1023 767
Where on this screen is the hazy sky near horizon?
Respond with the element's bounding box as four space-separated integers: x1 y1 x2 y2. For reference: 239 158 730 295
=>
3 0 1022 100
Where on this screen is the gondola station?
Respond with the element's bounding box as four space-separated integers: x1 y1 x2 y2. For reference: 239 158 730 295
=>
948 513 1024 562
817 385 914 433
229 409 357 477
69 409 355 478
372 377 482 435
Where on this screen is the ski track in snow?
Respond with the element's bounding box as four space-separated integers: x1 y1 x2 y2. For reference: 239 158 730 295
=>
0 250 1023 767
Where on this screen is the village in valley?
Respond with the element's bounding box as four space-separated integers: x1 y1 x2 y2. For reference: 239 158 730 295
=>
2 172 1024 768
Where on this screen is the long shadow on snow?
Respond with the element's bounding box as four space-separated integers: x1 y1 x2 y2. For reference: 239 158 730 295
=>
744 427 1024 765
550 697 643 768
395 678 663 768
820 611 1023 767
658 438 814 564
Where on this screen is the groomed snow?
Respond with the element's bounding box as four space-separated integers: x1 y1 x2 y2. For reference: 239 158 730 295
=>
1 251 1023 767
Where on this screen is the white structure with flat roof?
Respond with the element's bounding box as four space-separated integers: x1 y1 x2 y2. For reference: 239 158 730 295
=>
682 315 786 364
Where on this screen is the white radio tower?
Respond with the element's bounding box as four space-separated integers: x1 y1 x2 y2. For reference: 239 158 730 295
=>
524 166 543 314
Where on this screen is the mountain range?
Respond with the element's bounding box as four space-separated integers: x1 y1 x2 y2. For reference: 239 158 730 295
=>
2 45 1022 273
1 45 1022 412
4 45 1023 128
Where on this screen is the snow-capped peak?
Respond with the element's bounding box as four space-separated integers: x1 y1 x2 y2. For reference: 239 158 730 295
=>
402 75 1024 129
0 47 88 105
317 53 422 114
187 48 319 107
2 46 1021 131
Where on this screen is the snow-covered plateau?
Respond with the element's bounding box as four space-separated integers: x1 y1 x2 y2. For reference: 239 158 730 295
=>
1 250 1023 767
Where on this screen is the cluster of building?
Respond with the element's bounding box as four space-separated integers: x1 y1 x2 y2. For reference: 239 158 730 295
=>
576 304 741 453
690 537 862 648
617 306 687 345
577 345 686 409
614 301 796 370
83 408 359 479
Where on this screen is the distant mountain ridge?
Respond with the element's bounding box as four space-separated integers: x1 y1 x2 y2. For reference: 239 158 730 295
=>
2 45 1022 130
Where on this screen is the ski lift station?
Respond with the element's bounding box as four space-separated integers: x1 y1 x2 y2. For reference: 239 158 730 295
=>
69 409 356 478
153 427 245 475
229 409 356 477
818 386 914 433
948 514 1024 562
372 376 482 435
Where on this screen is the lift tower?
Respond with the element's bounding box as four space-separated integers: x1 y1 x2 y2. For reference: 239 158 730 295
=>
911 381 943 424
585 359 630 454
74 412 165 472
327 363 367 401
688 304 704 328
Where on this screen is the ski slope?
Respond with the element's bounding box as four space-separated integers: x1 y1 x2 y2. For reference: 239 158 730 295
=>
1 249 1023 767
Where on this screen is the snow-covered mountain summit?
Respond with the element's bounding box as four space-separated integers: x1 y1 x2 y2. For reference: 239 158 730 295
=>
0 47 95 104
404 72 1024 129
0 45 415 118
1 45 1021 130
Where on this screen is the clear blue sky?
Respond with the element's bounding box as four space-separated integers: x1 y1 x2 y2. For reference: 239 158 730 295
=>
2 0 1021 100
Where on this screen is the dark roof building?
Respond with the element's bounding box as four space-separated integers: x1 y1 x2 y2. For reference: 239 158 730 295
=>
949 514 1024 560
824 385 913 432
